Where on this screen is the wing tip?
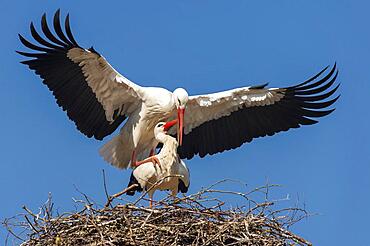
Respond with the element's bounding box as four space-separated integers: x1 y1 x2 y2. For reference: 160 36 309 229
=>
18 33 25 41
290 63 339 98
289 63 337 90
19 60 29 65
19 9 82 55
41 12 47 22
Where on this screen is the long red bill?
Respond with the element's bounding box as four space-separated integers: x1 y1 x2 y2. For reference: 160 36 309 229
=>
163 119 178 132
177 108 185 145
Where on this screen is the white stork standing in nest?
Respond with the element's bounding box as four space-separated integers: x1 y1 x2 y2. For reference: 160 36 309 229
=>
17 10 340 169
126 120 190 207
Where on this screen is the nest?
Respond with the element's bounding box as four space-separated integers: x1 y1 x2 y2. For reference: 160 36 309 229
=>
3 180 312 246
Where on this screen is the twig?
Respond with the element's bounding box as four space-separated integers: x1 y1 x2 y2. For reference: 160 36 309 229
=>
23 216 39 234
102 169 111 207
104 184 138 208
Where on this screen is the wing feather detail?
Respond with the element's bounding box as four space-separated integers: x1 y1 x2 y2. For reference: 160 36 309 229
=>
17 9 143 140
178 64 340 159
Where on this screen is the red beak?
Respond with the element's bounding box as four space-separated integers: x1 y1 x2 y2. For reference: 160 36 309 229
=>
163 119 178 132
177 107 185 145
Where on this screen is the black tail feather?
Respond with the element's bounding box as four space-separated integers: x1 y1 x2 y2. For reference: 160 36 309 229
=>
126 172 143 196
178 179 189 193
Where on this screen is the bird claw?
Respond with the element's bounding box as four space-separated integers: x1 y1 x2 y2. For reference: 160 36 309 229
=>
151 156 161 167
134 156 161 168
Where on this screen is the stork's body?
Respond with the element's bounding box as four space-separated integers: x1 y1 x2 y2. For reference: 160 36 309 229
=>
127 121 190 206
99 87 179 168
18 10 340 170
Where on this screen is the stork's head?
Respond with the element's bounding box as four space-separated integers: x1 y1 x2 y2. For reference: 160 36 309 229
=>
173 88 188 146
154 120 178 142
173 88 189 108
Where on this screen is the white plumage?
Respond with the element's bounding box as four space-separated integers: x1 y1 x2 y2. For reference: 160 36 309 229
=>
127 121 190 206
131 160 189 201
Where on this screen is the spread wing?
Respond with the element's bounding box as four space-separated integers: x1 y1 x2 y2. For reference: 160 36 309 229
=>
17 10 145 140
178 64 340 159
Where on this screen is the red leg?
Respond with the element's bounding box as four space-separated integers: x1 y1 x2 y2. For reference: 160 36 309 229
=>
132 149 160 167
149 148 155 157
149 193 155 208
131 150 137 167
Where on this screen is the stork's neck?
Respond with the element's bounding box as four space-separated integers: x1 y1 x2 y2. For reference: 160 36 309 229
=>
159 135 178 149
155 132 175 143
156 134 179 166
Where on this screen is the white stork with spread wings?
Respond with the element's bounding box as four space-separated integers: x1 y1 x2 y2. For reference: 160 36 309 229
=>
17 10 340 168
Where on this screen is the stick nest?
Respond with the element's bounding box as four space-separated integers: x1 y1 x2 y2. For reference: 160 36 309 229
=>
3 181 312 246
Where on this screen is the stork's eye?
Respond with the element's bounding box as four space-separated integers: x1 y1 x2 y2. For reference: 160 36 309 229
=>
158 123 165 127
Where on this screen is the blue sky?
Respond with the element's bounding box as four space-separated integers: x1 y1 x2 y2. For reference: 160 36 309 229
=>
1 0 369 244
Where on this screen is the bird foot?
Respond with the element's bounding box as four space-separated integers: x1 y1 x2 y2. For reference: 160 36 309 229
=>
134 156 161 167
